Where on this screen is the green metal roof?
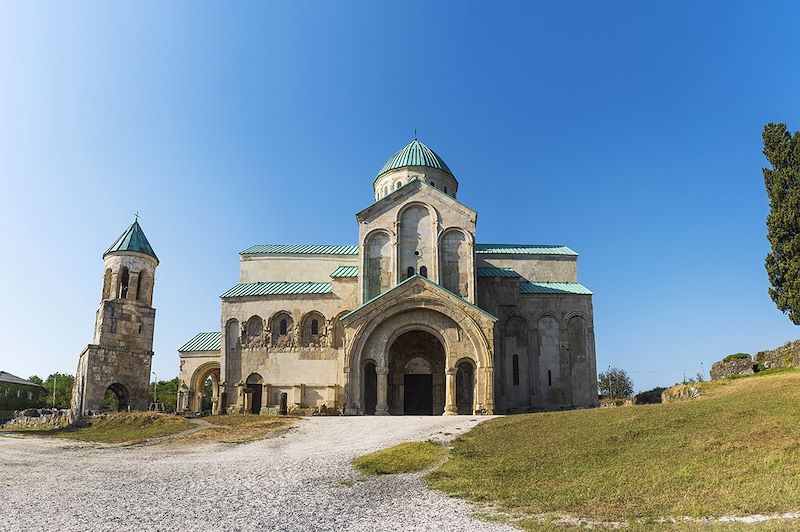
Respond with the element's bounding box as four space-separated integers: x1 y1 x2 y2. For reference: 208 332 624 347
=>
376 140 454 179
330 265 359 278
519 282 592 295
476 267 520 278
221 281 333 298
241 244 358 256
475 244 577 256
178 332 222 352
104 220 158 262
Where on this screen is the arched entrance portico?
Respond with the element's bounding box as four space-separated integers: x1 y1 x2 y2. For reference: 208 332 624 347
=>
344 292 496 415
190 362 221 414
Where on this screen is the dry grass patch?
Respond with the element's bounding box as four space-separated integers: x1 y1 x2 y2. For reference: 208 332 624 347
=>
169 414 296 445
353 441 446 475
38 412 193 444
427 371 800 525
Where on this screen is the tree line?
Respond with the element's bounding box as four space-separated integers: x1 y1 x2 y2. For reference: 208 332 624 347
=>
25 373 181 411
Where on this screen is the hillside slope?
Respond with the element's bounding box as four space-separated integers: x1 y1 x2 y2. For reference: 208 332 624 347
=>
427 371 800 523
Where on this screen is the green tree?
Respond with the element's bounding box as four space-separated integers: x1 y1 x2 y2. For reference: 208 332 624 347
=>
763 123 800 324
40 373 74 408
153 377 180 411
598 367 634 398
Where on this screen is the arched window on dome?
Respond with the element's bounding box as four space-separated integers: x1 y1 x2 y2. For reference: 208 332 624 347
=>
407 266 415 279
383 186 388 197
443 186 448 194
395 181 401 190
419 266 427 277
430 181 436 189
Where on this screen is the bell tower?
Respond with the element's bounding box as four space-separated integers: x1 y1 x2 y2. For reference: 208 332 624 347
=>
71 219 159 416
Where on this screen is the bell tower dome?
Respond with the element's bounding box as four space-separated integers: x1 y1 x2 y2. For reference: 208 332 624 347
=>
373 139 458 201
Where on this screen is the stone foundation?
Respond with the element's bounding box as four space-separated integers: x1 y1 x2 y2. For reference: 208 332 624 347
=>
2 408 75 429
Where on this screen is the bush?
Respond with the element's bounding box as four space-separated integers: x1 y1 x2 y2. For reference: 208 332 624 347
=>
722 353 751 362
635 387 666 404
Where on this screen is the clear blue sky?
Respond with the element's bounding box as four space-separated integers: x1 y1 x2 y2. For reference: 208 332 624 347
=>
1 2 798 392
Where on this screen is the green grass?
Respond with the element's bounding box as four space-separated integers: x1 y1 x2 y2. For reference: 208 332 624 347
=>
426 371 800 525
353 440 446 475
26 412 193 444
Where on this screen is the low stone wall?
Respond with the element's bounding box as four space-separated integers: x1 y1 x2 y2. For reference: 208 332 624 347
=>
755 340 800 370
661 384 701 403
710 356 755 380
1 408 74 429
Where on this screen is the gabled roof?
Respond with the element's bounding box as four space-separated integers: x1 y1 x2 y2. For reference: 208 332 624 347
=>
104 220 158 263
221 281 333 298
519 282 592 295
341 275 498 322
0 371 45 388
330 265 359 278
376 139 454 179
358 177 476 220
178 332 222 352
475 244 577 256
241 244 358 256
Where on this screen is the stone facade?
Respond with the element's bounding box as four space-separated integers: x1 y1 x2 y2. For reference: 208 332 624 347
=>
71 221 158 416
710 356 755 380
178 140 599 416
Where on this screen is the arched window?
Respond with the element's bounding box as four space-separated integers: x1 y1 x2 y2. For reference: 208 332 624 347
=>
407 266 415 279
443 186 448 194
512 354 520 386
430 181 435 188
384 186 388 196
119 268 129 299
135 271 144 302
102 268 112 300
247 316 263 337
279 319 287 335
419 266 427 277
311 319 319 335
395 181 401 190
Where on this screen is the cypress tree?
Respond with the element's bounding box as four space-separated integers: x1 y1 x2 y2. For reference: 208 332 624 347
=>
763 123 800 324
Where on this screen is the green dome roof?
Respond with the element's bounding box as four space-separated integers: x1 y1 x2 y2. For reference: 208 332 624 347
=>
376 140 453 178
104 219 158 263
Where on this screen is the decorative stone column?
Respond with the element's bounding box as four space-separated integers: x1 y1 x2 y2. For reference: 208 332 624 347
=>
484 367 495 414
376 367 390 415
444 367 457 415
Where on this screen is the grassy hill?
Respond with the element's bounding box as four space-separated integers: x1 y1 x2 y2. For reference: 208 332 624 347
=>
426 370 800 526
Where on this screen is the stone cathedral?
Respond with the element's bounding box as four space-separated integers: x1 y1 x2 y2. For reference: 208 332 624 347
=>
178 139 598 416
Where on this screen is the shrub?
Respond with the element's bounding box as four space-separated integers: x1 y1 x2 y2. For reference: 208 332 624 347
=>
722 353 751 362
635 387 666 404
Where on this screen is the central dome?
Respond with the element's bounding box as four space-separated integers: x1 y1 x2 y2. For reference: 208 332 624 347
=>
376 139 453 178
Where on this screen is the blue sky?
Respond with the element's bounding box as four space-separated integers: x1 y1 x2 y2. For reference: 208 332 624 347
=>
1 2 798 391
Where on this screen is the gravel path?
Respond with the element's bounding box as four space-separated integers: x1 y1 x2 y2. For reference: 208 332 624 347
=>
0 416 514 532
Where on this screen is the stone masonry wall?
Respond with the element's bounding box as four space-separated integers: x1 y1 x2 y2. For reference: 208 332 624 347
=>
710 356 755 380
755 340 800 370
73 345 153 413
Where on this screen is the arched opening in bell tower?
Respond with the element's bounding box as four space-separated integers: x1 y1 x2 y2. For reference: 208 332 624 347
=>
104 382 130 411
